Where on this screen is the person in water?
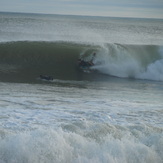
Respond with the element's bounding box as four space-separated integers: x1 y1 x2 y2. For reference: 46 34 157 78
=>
88 52 96 66
78 52 96 67
78 59 89 67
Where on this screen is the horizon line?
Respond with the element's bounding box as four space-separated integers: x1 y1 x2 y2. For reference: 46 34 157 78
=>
0 11 163 20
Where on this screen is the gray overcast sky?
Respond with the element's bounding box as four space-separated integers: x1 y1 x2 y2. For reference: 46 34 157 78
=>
0 0 163 18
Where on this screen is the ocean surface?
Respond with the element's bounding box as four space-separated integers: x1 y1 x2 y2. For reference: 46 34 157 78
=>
0 12 163 163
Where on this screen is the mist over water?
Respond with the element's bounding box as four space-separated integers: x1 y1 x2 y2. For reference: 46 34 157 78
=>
0 12 163 163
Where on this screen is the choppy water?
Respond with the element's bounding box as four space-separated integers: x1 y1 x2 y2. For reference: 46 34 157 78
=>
0 12 163 163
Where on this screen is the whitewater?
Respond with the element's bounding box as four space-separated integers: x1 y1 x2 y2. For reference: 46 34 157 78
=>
0 12 163 163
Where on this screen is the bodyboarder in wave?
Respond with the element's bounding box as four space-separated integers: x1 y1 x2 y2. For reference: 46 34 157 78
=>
78 52 96 67
78 53 96 72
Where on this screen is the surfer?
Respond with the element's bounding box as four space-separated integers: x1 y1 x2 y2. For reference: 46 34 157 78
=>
40 75 53 81
88 52 96 66
78 59 89 67
78 52 96 67
78 52 97 73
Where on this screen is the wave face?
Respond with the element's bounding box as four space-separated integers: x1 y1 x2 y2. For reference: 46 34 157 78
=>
0 41 163 82
0 41 88 82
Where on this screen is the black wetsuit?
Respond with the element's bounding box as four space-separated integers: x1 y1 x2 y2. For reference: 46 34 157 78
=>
78 59 93 67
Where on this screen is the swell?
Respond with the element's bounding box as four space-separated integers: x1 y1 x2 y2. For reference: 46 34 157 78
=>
0 41 163 82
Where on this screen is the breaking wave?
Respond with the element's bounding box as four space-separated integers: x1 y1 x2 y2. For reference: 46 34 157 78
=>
92 44 163 81
0 41 163 82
